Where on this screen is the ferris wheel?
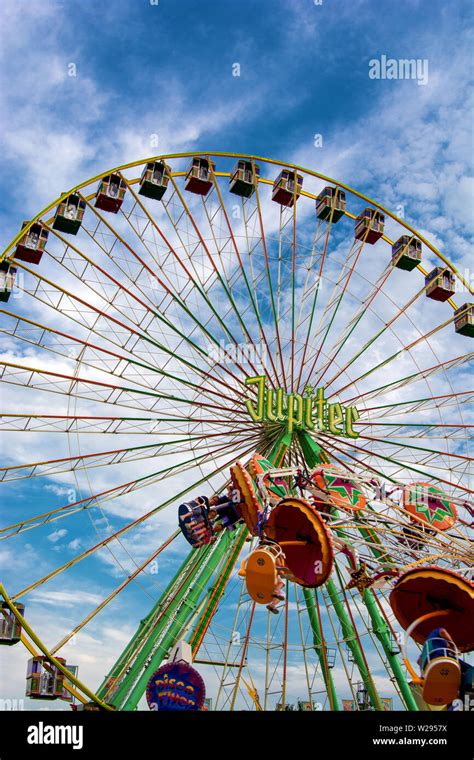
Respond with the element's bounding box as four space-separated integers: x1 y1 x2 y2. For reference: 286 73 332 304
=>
0 152 472 712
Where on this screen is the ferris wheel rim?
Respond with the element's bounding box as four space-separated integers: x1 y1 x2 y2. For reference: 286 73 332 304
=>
1 150 472 299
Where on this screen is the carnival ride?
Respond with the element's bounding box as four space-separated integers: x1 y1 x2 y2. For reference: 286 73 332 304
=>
0 152 472 712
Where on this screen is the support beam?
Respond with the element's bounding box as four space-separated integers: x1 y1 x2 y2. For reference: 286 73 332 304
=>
302 587 340 711
362 588 418 711
119 531 237 710
325 574 383 710
188 525 247 654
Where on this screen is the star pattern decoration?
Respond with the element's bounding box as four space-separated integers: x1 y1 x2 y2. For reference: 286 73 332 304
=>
407 486 455 526
325 474 364 508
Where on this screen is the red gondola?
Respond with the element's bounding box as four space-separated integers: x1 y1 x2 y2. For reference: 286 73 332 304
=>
354 208 385 244
266 497 334 587
272 169 303 207
425 267 455 302
184 157 215 196
94 174 126 213
14 222 48 264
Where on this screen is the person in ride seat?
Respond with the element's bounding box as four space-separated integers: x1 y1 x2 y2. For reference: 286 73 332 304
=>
418 626 461 705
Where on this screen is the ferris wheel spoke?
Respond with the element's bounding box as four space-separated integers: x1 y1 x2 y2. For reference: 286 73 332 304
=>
294 219 333 393
357 434 471 463
253 173 288 390
337 352 473 406
13 258 249 403
0 429 250 482
161 173 266 376
311 258 397 389
114 177 269 383
361 389 474 418
11 439 259 601
50 529 180 655
320 432 473 495
203 165 281 388
299 236 366 392
355 421 473 442
48 220 257 394
0 309 244 411
326 311 459 395
200 168 278 386
0 361 247 421
0 413 255 436
0 428 264 540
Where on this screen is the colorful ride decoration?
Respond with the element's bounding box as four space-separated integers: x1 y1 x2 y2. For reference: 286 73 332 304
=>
266 497 334 587
390 568 474 706
146 661 206 712
239 541 287 614
309 464 366 512
230 461 263 535
403 482 457 531
249 454 290 504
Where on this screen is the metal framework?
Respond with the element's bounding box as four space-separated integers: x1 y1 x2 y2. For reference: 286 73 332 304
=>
0 152 472 711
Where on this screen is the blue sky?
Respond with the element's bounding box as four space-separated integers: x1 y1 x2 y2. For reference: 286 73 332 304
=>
0 0 472 711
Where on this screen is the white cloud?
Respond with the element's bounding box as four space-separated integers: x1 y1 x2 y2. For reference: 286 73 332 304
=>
47 528 68 543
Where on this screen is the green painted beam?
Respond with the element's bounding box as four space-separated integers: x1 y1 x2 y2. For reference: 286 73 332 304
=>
297 430 326 468
188 525 247 652
302 587 340 711
326 574 384 710
96 545 205 701
268 431 292 466
120 531 237 710
362 588 418 711
298 429 417 712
